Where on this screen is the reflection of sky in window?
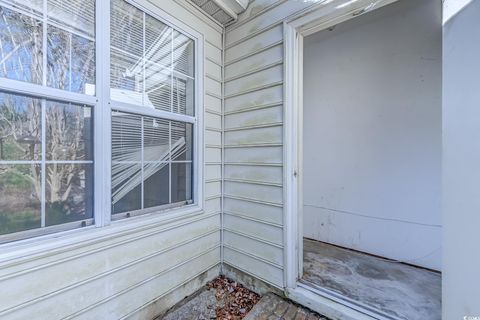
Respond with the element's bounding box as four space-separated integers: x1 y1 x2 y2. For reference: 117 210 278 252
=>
0 2 95 94
0 7 43 84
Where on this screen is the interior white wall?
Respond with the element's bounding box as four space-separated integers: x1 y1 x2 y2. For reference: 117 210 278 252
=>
302 0 442 270
443 0 480 317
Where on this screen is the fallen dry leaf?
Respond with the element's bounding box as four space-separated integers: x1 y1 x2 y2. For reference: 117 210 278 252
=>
206 276 261 319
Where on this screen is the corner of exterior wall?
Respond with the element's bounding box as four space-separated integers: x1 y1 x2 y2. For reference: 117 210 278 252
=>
222 263 285 296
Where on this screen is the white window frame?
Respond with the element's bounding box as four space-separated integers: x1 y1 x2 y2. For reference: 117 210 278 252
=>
0 0 204 246
101 0 205 224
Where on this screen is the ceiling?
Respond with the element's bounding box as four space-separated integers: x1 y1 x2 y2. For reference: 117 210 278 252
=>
189 0 248 25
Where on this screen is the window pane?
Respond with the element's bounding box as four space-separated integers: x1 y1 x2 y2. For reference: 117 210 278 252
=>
45 163 93 226
112 163 141 214
0 164 41 235
110 0 195 115
47 25 95 95
145 62 171 112
47 0 95 38
112 112 142 162
110 0 143 104
173 30 194 77
144 162 169 208
143 117 169 162
110 0 143 57
145 14 171 69
1 0 43 16
171 121 193 161
0 6 43 84
173 77 194 116
0 92 42 161
110 48 143 104
46 101 92 161
171 162 192 203
0 89 94 238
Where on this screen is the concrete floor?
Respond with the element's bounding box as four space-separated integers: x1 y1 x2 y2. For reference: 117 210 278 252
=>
160 288 217 320
244 293 328 320
302 239 441 320
160 287 328 320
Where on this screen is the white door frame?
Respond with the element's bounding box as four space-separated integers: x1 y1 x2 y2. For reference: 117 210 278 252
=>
283 0 400 318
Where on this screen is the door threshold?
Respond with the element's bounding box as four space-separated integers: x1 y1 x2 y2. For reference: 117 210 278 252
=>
298 280 404 320
286 281 402 320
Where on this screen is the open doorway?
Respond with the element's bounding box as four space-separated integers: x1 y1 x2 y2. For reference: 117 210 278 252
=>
287 0 442 319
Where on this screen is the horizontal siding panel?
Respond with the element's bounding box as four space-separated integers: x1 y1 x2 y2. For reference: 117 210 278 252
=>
225 24 283 63
205 181 221 198
225 164 282 185
224 198 283 225
75 248 220 320
205 130 221 146
224 214 282 246
225 44 283 80
205 77 221 95
225 146 282 164
205 112 222 130
205 94 222 114
225 126 282 146
225 84 283 113
224 231 283 266
225 65 283 97
0 213 220 278
206 42 222 66
206 59 222 80
224 248 283 287
225 105 282 129
205 197 221 214
0 231 220 319
205 147 221 163
226 1 311 47
205 164 221 181
225 181 283 205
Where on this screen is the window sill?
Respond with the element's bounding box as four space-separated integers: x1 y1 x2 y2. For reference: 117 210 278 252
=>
0 204 205 267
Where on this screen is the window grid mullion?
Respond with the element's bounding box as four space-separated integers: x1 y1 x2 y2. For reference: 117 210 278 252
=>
143 11 146 108
141 116 145 209
169 26 174 204
169 121 172 204
111 101 195 123
171 27 174 114
141 11 146 210
42 0 47 87
41 99 46 228
69 34 72 92
41 0 47 229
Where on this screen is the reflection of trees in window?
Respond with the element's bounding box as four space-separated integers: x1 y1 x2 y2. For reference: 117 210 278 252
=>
0 92 93 235
0 1 95 237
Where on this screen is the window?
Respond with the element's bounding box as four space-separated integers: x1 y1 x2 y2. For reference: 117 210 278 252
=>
110 0 196 217
0 0 95 241
0 0 201 242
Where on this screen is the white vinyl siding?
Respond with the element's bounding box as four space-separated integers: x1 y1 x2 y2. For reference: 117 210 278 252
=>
224 0 315 288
